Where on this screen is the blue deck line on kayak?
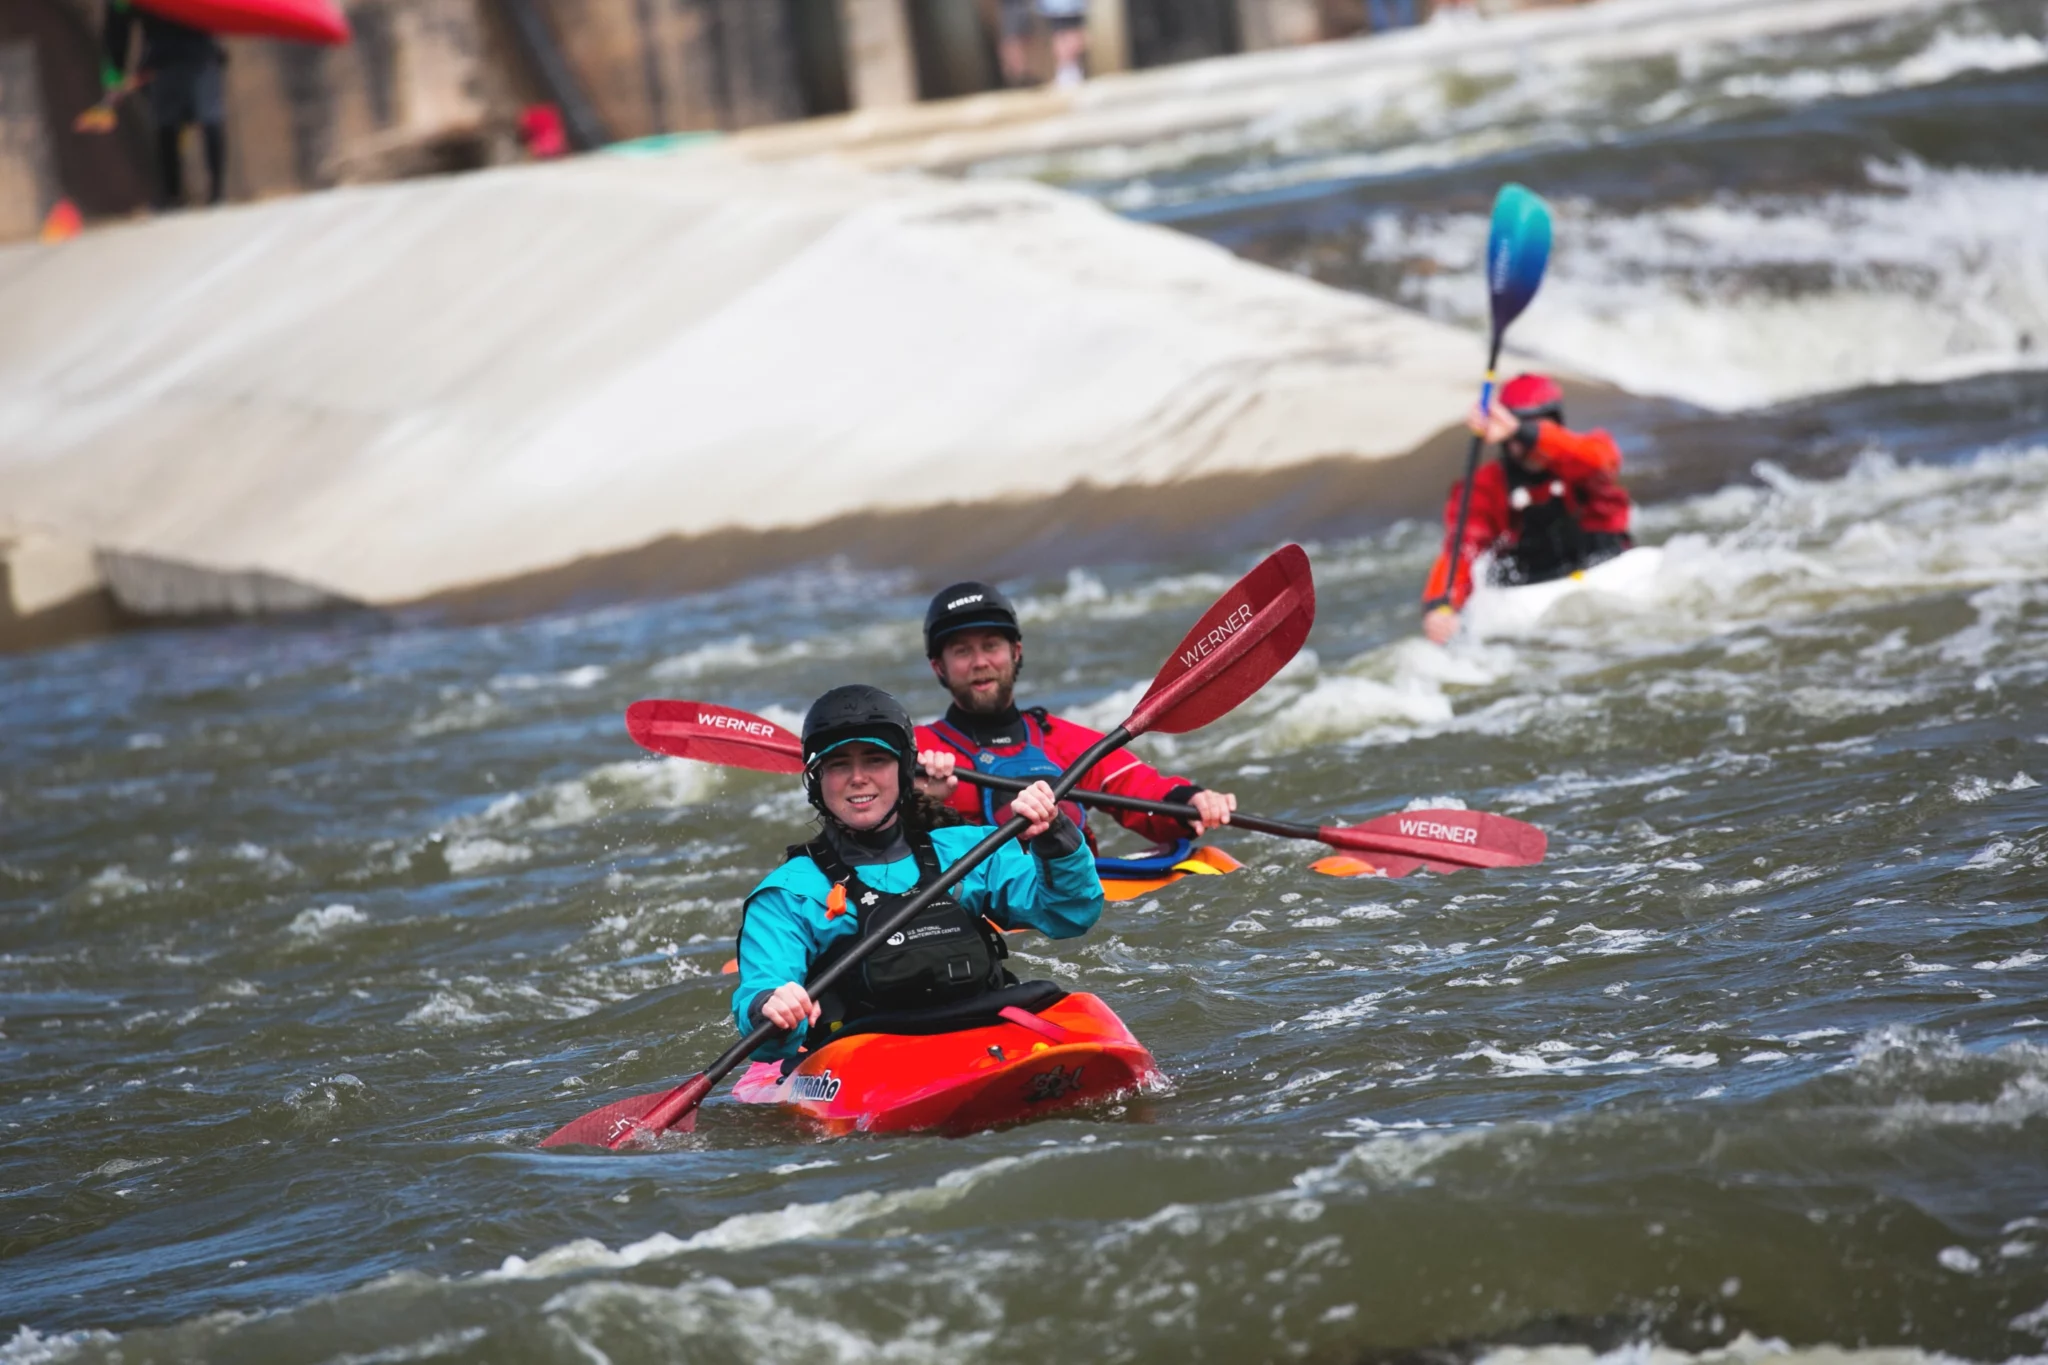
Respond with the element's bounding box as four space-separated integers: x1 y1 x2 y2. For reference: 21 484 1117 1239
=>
1095 839 1196 879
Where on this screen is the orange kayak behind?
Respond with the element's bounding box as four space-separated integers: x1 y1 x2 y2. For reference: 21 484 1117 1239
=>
1100 844 1242 902
732 992 1159 1137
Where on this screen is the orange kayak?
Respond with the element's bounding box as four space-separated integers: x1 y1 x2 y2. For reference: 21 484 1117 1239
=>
730 991 1158 1136
1100 844 1241 902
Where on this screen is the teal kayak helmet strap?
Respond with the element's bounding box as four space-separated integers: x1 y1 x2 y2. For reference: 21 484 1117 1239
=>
923 581 1022 659
801 685 919 818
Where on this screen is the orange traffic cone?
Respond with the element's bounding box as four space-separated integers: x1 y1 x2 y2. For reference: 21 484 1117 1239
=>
39 199 82 243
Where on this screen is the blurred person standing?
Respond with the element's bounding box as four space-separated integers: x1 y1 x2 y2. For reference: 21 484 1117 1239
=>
96 0 228 208
997 0 1032 85
998 0 1089 88
1040 0 1089 88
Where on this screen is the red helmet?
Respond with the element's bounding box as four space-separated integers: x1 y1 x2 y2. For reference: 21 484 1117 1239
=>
1499 373 1564 421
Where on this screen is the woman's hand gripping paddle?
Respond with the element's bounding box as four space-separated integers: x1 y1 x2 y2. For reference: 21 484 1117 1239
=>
538 545 1316 1151
1431 184 1554 632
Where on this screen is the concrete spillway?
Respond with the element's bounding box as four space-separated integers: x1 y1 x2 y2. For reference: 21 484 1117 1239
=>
0 143 1484 644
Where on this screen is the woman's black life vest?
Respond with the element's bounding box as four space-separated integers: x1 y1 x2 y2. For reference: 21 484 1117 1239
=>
794 829 1012 1034
1494 457 1632 587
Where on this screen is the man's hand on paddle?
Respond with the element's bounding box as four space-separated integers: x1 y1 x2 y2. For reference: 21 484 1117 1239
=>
1423 605 1459 646
1467 397 1520 447
1468 398 1550 468
914 748 959 802
1186 788 1235 835
760 982 821 1032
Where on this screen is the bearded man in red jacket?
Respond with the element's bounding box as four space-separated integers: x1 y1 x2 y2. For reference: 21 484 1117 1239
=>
1422 373 1635 645
913 583 1235 847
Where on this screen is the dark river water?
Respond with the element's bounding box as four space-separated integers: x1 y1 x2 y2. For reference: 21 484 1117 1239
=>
5 3 2048 1363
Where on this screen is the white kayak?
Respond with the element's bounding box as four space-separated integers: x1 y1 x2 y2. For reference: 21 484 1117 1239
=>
1461 545 1665 638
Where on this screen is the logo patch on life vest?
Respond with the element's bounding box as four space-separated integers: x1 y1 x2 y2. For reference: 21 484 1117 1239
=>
788 1071 842 1103
886 931 906 946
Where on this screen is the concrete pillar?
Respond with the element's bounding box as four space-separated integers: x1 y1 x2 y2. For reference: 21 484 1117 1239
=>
670 1 727 130
324 0 504 181
391 0 490 138
837 0 916 109
714 0 806 127
1234 0 1321 50
0 42 58 241
540 0 662 139
912 0 997 99
1086 0 1129 74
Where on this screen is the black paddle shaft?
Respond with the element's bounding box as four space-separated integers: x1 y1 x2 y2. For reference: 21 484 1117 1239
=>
688 727 1137 1096
1431 335 1506 614
956 769 1322 843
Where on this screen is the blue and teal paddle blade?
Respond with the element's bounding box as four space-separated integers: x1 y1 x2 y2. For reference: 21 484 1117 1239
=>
1485 183 1553 336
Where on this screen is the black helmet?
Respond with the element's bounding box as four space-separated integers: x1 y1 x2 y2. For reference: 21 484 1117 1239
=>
801 685 917 814
924 581 1021 658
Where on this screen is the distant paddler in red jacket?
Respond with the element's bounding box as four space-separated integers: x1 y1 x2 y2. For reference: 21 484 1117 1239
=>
913 582 1237 847
1421 373 1635 645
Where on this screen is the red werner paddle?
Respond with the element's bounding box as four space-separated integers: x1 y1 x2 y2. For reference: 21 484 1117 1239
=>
937 771 1543 873
621 707 1544 875
539 543 1316 1150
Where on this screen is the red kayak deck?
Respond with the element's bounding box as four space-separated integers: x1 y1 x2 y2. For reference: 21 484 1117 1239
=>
733 992 1158 1136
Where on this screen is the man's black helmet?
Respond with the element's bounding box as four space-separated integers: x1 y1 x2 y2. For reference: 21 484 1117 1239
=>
801 685 917 814
924 581 1021 659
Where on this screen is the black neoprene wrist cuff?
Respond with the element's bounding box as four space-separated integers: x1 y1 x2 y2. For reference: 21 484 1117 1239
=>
1162 784 1201 808
1029 812 1086 860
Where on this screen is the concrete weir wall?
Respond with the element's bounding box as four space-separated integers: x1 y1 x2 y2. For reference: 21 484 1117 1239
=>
0 142 1481 647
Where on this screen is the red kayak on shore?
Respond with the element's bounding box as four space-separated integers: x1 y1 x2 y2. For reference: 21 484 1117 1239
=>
134 0 350 45
731 989 1159 1137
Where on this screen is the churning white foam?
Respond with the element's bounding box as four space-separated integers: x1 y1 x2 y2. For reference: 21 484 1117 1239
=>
1223 443 2048 755
489 1154 1036 1281
1373 162 2048 410
442 836 534 874
539 1277 996 1364
285 903 367 940
0 1326 119 1365
438 759 722 853
1472 1332 2028 1365
1033 1 2048 215
1715 27 2048 105
1035 0 2048 414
